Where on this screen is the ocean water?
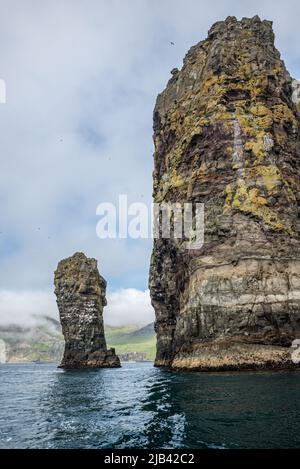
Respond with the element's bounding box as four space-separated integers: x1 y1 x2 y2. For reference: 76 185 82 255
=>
0 362 300 449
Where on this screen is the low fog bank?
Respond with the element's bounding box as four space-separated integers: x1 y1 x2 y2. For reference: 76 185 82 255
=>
0 288 154 328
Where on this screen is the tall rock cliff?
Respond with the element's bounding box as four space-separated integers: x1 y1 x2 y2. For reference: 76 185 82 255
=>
149 16 300 370
54 252 120 368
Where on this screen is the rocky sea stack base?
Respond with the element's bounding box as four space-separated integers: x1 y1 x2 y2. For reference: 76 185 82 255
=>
150 16 300 371
55 252 120 368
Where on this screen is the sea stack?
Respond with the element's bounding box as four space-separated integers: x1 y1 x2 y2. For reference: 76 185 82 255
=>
149 16 300 370
54 252 120 368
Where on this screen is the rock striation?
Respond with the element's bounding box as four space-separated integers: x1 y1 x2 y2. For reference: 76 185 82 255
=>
54 252 120 368
149 16 300 370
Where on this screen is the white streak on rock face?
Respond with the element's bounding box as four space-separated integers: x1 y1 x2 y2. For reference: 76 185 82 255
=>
291 339 300 364
292 79 300 104
0 339 6 363
263 134 273 151
291 348 300 364
232 116 244 168
291 339 300 348
189 71 198 80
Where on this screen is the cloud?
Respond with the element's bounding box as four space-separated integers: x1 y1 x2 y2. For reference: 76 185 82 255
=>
0 290 57 326
105 289 154 326
0 0 157 293
0 288 154 327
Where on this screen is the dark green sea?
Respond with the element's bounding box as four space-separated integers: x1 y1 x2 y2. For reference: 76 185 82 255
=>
0 362 300 448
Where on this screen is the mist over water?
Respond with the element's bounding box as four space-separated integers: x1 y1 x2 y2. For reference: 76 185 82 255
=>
0 362 300 449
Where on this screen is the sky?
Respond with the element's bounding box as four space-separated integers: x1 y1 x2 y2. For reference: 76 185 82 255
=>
0 0 299 326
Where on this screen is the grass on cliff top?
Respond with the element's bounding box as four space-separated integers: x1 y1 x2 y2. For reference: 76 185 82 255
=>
105 324 156 361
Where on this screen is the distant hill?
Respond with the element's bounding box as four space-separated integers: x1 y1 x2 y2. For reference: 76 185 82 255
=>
0 316 64 363
129 322 154 338
0 319 155 363
106 322 155 361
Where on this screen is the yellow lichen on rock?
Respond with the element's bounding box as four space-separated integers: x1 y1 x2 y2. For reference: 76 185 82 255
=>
226 178 292 234
272 104 297 129
170 170 185 189
244 132 270 160
232 178 266 211
224 184 233 212
248 165 281 193
250 104 271 117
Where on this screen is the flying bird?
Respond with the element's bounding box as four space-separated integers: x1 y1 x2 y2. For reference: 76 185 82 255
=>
171 42 175 45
